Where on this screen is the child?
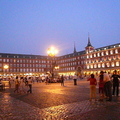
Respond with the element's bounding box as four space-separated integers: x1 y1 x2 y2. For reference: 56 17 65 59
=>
87 74 97 101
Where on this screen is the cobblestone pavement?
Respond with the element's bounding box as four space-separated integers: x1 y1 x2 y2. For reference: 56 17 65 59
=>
0 80 120 120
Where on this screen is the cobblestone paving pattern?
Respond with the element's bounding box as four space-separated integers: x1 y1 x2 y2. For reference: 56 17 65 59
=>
0 93 119 120
0 80 120 120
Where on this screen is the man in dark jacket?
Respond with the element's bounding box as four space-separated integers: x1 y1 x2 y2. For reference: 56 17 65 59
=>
111 70 120 96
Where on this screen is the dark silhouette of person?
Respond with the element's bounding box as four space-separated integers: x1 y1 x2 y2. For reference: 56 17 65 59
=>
111 70 120 96
61 75 64 86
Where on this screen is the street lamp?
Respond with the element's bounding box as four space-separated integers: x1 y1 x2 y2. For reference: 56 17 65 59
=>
3 64 9 78
47 47 58 57
47 47 58 79
3 65 9 70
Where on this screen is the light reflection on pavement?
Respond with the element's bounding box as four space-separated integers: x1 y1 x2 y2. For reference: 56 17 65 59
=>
0 79 120 120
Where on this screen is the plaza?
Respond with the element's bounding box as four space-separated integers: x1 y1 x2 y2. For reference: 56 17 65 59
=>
0 79 120 120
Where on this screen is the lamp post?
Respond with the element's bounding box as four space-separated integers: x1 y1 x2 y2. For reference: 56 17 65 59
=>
54 65 60 77
47 47 58 79
3 64 9 78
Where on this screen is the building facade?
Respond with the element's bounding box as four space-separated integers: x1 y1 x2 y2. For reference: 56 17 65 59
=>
0 38 120 77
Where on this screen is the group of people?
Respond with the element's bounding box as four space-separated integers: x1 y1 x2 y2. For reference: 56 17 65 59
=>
59 74 78 86
87 70 120 101
1 71 120 101
14 76 32 94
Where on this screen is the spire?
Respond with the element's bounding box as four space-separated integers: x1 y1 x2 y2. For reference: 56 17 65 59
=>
86 33 93 47
85 33 94 52
74 41 77 53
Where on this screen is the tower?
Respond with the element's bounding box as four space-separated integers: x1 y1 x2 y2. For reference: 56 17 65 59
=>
85 35 94 53
73 41 77 53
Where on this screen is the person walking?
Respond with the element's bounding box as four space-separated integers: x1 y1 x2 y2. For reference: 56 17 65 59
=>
14 76 20 93
19 78 26 93
87 74 97 101
98 71 105 101
103 72 112 101
73 74 77 85
61 75 64 86
27 77 32 93
111 70 120 97
45 76 49 85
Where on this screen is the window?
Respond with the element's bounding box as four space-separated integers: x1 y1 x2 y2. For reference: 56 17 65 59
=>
115 49 118 53
91 65 93 68
20 64 22 67
106 51 108 55
106 63 110 67
111 62 114 67
116 62 119 66
94 64 97 68
94 54 96 57
14 64 16 67
17 60 19 63
102 63 105 68
97 53 100 57
90 54 92 58
3 59 6 62
101 52 104 56
10 64 12 67
20 60 22 63
98 64 101 68
89 60 91 63
110 50 113 54
87 65 89 69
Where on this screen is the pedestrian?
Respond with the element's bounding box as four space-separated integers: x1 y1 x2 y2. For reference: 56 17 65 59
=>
19 77 26 93
8 77 11 88
73 74 77 85
27 77 32 93
14 76 20 93
45 76 49 85
98 71 105 101
61 75 64 86
111 70 120 96
103 72 112 101
87 74 97 101
24 76 28 86
0 80 4 90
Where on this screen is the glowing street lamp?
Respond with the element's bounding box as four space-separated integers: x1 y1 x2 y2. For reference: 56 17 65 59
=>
3 65 9 70
3 64 9 77
47 47 58 57
47 47 58 78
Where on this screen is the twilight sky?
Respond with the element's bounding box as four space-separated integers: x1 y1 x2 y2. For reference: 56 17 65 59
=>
0 0 120 56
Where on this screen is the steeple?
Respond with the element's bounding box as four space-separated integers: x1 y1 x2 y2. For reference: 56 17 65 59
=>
73 41 77 53
85 34 94 52
86 33 93 47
